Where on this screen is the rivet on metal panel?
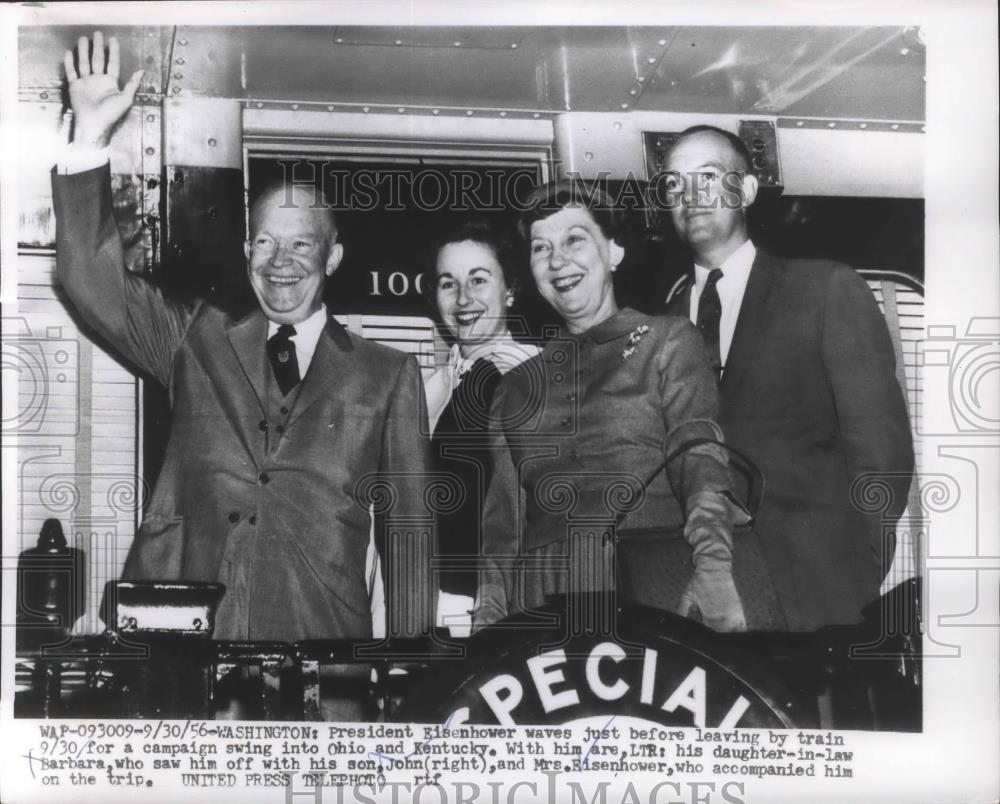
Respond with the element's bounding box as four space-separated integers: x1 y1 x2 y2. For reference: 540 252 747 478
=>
899 47 910 56
629 89 638 96
453 41 462 47
171 87 181 95
499 111 507 118
796 120 804 127
362 106 370 113
658 38 667 46
613 121 622 130
511 43 518 49
432 109 440 115
532 112 540 118
466 110 474 116
891 124 900 130
173 72 183 80
175 58 185 65
827 122 836 128
256 102 263 109
40 91 49 100
637 76 646 83
335 37 343 44
327 105 335 112
859 123 868 129
146 114 156 123
620 103 629 110
647 57 657 64
397 107 405 113
395 40 402 46
584 152 594 162
291 103 299 110
179 38 188 46
208 138 217 147
145 147 155 155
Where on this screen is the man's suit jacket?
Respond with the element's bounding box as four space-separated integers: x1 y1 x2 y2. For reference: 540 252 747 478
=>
53 164 433 642
669 249 914 630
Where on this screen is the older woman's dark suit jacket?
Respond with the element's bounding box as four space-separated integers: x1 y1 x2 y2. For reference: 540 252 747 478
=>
475 308 779 627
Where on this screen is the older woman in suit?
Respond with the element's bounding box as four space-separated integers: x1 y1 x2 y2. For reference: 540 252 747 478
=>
423 220 540 635
473 182 781 633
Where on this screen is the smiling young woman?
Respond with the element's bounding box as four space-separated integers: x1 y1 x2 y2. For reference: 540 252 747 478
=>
422 219 540 636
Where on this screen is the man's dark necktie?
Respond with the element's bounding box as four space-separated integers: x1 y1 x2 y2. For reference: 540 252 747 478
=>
696 268 724 379
267 324 300 395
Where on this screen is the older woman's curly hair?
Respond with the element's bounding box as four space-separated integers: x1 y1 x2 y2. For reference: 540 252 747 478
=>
517 179 628 245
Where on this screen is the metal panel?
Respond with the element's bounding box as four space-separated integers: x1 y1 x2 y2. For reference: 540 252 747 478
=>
543 28 670 112
243 107 553 147
553 110 769 180
162 165 250 312
164 96 243 168
18 25 171 95
18 25 925 122
169 26 244 99
16 98 156 264
738 120 782 188
778 126 923 198
238 26 544 109
330 26 530 50
17 101 64 248
635 26 924 121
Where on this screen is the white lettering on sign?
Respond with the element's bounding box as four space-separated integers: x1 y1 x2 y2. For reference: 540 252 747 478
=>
718 696 752 729
662 667 707 727
586 642 629 701
478 674 523 726
466 642 760 728
640 647 658 705
526 650 580 714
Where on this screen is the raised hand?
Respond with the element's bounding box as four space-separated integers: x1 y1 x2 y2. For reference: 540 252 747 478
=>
64 31 144 148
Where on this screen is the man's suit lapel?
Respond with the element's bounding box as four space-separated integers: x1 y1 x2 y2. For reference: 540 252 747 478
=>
226 309 270 412
721 250 782 399
286 313 355 426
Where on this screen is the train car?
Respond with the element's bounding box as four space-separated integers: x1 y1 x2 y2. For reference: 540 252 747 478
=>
9 20 929 732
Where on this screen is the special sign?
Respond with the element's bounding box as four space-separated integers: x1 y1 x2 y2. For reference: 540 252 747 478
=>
397 609 804 729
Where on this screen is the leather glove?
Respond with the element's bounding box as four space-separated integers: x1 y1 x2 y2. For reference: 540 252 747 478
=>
677 491 747 632
678 566 747 632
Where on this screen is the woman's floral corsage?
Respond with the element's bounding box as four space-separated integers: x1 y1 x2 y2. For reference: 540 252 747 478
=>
621 324 651 361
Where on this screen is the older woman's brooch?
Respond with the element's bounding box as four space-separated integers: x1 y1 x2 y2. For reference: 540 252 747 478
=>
621 325 651 361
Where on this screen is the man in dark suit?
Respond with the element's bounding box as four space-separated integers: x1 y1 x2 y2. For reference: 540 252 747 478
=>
54 33 433 645
664 125 914 630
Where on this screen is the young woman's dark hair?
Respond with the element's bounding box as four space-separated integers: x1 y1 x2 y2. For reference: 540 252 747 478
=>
421 218 523 313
